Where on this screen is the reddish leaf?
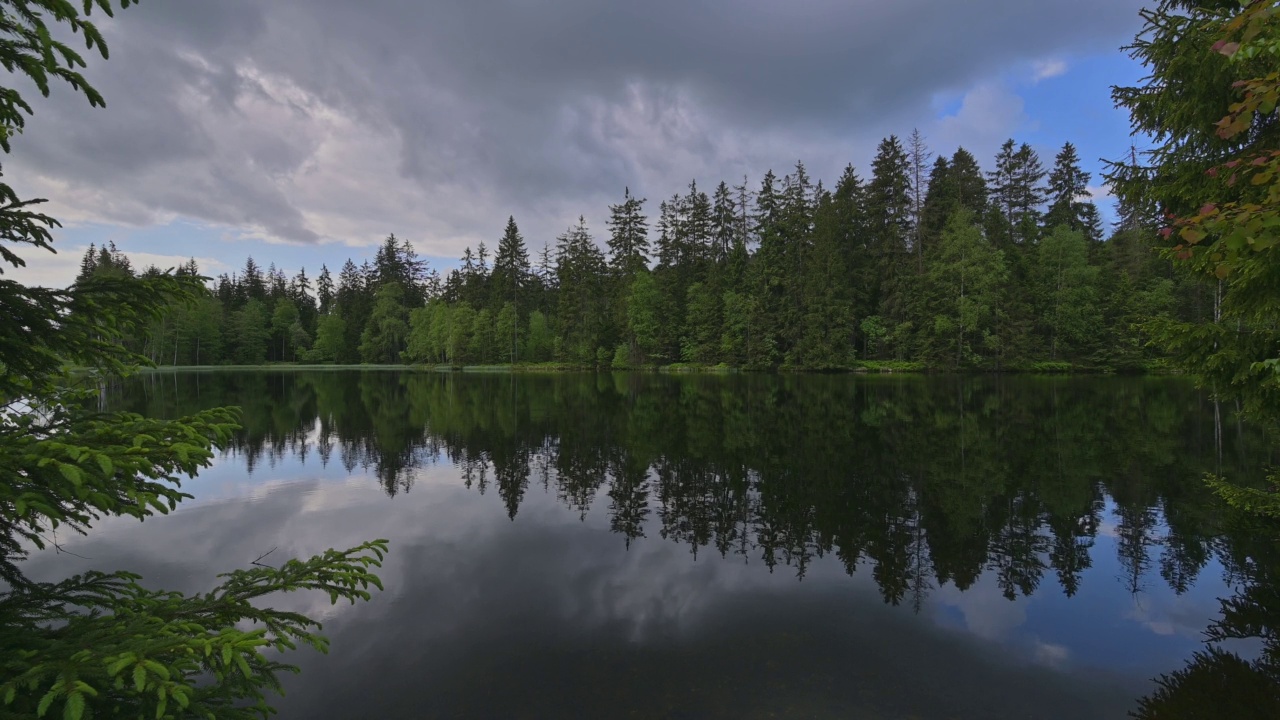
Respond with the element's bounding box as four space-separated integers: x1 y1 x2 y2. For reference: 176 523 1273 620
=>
1217 41 1240 56
1200 203 1217 215
1160 227 1173 239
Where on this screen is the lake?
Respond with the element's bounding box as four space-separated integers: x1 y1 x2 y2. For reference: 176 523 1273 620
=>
19 370 1280 718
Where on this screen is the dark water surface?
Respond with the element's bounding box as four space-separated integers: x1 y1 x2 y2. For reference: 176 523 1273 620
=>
21 371 1280 718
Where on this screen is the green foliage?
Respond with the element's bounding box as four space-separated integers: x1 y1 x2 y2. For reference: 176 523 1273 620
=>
626 271 663 365
524 309 553 363
681 281 721 364
919 211 1007 368
1109 0 1280 514
229 299 270 365
0 3 387 717
308 314 346 363
358 282 409 363
494 302 519 363
1 541 388 720
851 360 927 373
1036 226 1101 360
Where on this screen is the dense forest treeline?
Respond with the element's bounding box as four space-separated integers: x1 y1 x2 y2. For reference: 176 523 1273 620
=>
81 133 1209 371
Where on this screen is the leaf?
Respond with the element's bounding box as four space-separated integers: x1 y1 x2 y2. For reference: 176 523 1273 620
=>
37 688 57 717
96 454 113 475
1180 227 1206 244
63 692 84 720
59 463 83 486
133 664 147 692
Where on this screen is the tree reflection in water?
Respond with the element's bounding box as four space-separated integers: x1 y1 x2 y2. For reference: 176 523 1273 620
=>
113 370 1280 716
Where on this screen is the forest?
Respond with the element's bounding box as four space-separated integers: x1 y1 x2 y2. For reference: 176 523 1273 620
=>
83 135 1201 372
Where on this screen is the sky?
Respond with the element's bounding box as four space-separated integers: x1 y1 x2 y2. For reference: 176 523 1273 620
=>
6 0 1152 289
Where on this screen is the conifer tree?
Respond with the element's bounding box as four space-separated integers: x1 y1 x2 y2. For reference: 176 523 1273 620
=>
317 264 335 315
866 136 914 356
1045 142 1103 246
606 188 650 281
907 128 933 270
555 217 609 363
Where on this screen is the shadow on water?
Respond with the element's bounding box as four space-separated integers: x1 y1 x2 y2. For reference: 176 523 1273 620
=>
95 370 1280 718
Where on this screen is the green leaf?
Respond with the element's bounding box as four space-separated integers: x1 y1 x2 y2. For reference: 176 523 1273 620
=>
59 463 83 486
132 664 146 692
37 688 57 717
63 692 84 720
96 454 113 475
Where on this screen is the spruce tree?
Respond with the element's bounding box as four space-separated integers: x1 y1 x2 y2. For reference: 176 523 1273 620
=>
606 188 650 281
317 264 335 315
866 136 914 357
491 216 531 360
555 217 609 363
1045 142 1102 246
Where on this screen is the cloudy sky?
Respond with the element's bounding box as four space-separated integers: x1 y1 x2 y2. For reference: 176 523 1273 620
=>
7 0 1149 288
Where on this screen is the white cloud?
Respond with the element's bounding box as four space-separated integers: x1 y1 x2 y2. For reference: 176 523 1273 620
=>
11 244 231 289
932 81 1030 160
933 574 1028 641
1034 640 1072 667
1032 59 1070 82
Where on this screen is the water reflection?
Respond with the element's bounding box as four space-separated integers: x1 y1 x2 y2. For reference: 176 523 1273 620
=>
74 371 1280 717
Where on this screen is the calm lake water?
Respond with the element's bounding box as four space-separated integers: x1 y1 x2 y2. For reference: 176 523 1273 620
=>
20 370 1280 718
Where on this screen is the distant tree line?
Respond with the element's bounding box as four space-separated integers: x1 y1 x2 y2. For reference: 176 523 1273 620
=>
79 133 1213 370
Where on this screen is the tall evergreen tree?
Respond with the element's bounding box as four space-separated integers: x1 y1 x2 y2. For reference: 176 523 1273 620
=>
866 136 914 356
555 217 609 363
606 188 650 281
490 216 531 360
1045 142 1103 247
907 128 933 270
317 264 335 315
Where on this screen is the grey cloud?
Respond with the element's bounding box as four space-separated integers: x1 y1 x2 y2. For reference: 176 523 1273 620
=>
20 474 1145 719
7 0 1145 250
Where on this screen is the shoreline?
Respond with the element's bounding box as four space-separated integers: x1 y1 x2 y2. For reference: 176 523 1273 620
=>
129 361 1176 376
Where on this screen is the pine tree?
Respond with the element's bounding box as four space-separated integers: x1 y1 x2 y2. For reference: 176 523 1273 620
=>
710 181 735 265
867 136 914 357
606 188 650 281
75 243 97 282
794 187 854 367
555 217 609 363
907 128 933 270
1045 142 1102 247
747 169 785 366
317 264 335 315
241 256 266 301
490 217 531 360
